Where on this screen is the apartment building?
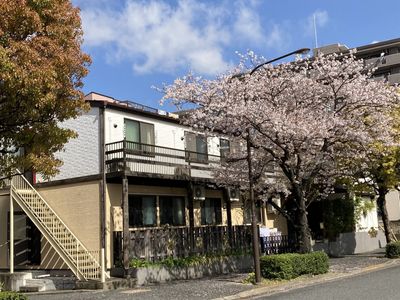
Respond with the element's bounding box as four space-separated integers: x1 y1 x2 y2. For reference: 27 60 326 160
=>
0 92 287 282
314 38 400 84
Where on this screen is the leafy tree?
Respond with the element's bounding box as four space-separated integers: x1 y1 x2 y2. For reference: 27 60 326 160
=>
0 0 90 177
352 117 400 243
162 52 399 253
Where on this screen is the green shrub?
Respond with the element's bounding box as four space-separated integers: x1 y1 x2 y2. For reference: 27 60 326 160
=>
0 292 28 300
386 241 400 258
260 251 329 280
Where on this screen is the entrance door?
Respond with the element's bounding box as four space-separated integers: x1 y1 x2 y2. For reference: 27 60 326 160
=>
8 212 41 266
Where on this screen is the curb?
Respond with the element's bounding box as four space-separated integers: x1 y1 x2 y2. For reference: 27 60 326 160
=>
215 259 400 300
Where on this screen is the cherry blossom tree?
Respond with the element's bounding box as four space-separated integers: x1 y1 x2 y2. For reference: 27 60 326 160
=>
162 52 400 253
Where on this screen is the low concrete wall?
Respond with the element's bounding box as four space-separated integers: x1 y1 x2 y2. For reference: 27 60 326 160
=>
313 230 387 256
0 272 32 291
131 255 253 286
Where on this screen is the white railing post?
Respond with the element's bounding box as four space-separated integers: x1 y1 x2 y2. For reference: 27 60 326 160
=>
9 193 14 274
101 248 105 283
76 243 79 279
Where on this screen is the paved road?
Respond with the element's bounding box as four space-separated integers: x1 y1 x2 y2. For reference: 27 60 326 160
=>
28 273 253 300
255 264 400 300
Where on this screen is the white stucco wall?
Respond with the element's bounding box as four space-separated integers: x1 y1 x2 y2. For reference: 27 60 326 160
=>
356 198 379 232
105 109 222 157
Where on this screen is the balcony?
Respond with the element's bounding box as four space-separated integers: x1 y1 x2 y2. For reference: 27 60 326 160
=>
105 140 221 180
365 52 400 69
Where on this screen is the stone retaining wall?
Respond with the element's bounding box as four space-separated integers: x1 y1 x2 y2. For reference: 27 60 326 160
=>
124 255 253 286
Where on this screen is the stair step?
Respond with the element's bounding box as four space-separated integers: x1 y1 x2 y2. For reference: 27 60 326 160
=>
19 286 40 293
25 278 56 292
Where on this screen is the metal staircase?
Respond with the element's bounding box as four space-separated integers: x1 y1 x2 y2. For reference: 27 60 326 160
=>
8 172 107 281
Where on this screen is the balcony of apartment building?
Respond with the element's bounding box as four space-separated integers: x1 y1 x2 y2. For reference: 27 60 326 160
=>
105 139 222 181
104 116 233 181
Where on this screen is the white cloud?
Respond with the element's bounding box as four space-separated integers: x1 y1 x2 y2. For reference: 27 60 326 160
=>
233 4 264 44
79 0 295 75
265 24 287 50
81 0 232 75
305 10 329 36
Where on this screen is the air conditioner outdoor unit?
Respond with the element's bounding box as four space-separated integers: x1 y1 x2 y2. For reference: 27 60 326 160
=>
267 197 281 214
175 166 190 177
228 187 240 202
193 185 206 201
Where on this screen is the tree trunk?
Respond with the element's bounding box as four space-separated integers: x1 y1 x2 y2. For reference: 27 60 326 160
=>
295 201 312 253
291 185 312 253
377 190 392 244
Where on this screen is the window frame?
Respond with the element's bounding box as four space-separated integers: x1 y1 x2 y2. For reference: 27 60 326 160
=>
159 196 186 226
128 195 157 228
124 118 155 156
184 131 209 164
201 198 222 225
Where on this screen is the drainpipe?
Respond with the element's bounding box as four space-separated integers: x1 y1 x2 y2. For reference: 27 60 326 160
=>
99 103 107 282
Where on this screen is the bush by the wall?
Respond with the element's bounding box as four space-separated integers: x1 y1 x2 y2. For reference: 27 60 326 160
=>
386 241 400 258
0 292 28 300
260 251 329 280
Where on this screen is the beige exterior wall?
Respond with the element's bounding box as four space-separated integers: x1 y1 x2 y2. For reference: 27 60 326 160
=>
266 212 288 235
36 180 101 269
1 180 101 270
230 201 244 225
0 192 14 269
0 189 69 270
386 190 400 221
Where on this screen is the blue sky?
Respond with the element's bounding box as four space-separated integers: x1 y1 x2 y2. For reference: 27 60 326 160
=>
73 0 400 111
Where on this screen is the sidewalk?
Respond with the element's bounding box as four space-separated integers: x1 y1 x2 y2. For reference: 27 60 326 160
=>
27 251 397 300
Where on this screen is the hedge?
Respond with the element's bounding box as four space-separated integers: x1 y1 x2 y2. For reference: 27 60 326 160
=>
0 292 27 300
260 251 329 280
386 241 400 258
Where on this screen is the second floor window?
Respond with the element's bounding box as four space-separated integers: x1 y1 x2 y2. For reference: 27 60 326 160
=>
185 132 208 163
124 119 155 153
220 138 230 159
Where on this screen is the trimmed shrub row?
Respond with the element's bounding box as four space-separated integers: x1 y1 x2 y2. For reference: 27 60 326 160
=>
260 251 329 280
386 241 400 258
0 292 27 300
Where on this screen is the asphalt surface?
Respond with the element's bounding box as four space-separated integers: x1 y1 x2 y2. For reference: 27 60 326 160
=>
255 264 400 300
27 273 253 300
26 253 392 300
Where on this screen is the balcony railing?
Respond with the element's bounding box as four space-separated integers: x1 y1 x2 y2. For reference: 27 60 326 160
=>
105 140 221 179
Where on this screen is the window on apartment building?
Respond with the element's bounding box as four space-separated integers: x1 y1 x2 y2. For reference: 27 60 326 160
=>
159 196 186 226
219 139 230 159
243 199 262 224
220 138 241 161
185 132 208 163
128 195 157 227
124 119 155 153
201 198 222 225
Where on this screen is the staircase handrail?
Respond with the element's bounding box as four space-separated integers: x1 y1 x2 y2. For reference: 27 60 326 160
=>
11 170 103 271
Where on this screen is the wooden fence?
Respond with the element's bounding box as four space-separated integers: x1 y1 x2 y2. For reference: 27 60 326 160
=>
113 225 295 263
113 225 251 262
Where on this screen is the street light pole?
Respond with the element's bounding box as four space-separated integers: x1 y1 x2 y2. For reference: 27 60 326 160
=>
250 48 310 75
244 47 310 284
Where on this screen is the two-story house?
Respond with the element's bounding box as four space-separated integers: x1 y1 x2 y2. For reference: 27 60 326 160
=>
0 92 287 282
